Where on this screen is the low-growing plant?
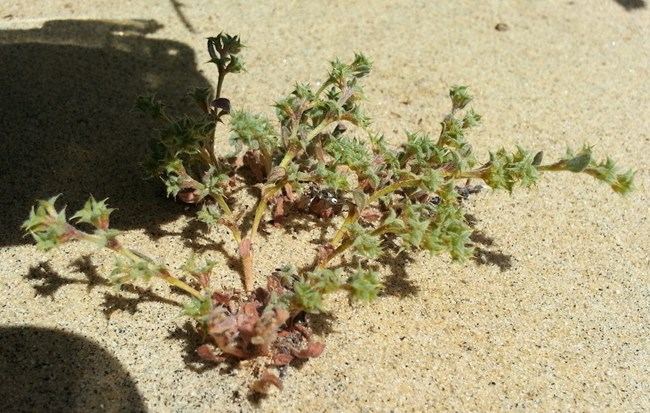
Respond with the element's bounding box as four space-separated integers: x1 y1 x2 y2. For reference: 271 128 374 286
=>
23 33 634 393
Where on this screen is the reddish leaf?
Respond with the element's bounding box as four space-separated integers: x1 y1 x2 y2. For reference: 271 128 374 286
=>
360 207 383 222
266 275 284 296
292 341 325 359
233 154 245 169
238 238 252 258
244 151 265 181
177 188 201 204
310 199 335 218
197 344 225 363
252 307 290 355
212 290 235 306
284 183 296 201
273 195 285 228
317 244 335 265
251 371 283 393
273 352 294 366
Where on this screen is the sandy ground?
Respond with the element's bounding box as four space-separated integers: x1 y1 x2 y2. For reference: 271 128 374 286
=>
1 1 649 412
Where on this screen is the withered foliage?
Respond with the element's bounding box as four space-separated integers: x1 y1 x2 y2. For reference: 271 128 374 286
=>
196 276 324 392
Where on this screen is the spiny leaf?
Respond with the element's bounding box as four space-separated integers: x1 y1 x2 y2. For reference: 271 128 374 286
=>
72 196 115 229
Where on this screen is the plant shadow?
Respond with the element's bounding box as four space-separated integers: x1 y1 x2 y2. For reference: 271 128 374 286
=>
25 256 110 297
612 0 646 10
465 213 513 271
0 19 211 247
24 256 185 317
101 284 185 318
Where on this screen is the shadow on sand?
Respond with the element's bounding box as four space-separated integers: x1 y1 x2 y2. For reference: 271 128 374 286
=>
0 19 211 247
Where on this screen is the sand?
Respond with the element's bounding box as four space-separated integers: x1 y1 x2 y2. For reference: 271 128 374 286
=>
1 1 648 412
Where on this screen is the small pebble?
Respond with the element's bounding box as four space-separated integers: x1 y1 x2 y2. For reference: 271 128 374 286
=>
495 22 509 32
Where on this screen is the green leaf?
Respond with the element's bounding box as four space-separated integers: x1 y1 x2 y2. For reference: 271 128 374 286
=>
183 295 212 320
134 95 165 119
292 282 324 313
462 108 482 128
482 146 540 192
72 196 115 229
229 110 279 157
111 258 164 287
346 223 383 258
181 254 218 279
399 203 431 249
200 166 229 199
420 168 443 193
207 33 245 71
315 162 351 192
197 204 222 227
564 146 592 172
611 168 635 195
188 87 213 112
350 53 372 78
308 268 345 294
346 269 382 302
91 229 122 248
449 85 472 111
22 195 74 251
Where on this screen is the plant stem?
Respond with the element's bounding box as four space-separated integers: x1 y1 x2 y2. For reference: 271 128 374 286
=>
279 121 335 169
239 238 254 292
235 178 289 292
318 238 352 268
160 269 203 298
328 178 422 251
216 71 226 99
250 180 286 241
63 218 205 299
109 241 203 299
366 178 421 205
536 163 565 172
320 224 389 269
214 194 242 243
330 208 359 247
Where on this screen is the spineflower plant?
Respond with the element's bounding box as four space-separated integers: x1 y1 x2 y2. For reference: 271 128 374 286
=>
23 33 634 393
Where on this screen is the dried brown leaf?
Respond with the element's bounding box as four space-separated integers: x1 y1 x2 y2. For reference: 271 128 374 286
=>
177 188 201 204
252 307 290 355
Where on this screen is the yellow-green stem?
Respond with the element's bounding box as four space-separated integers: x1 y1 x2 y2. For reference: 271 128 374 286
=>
249 180 286 241
215 194 241 243
367 178 421 205
161 270 203 298
320 225 389 269
328 178 422 251
113 245 203 299
278 149 297 169
330 208 359 248
279 121 334 169
536 164 564 172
